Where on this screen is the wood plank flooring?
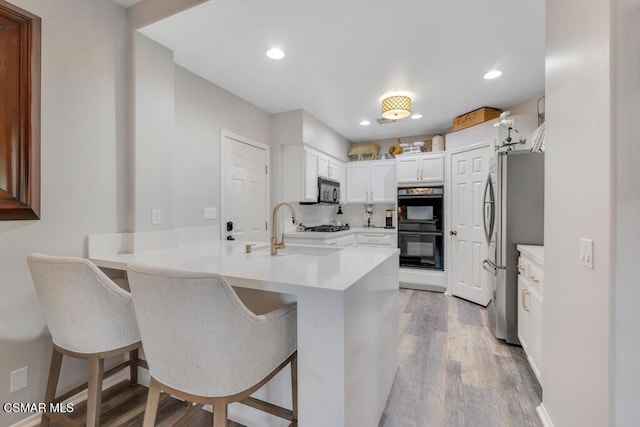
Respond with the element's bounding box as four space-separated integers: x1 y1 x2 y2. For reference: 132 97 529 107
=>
379 289 542 427
51 289 540 426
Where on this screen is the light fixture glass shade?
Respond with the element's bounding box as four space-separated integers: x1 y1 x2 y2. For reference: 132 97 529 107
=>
381 96 412 119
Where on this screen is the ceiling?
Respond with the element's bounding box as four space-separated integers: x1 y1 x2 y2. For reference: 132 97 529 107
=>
139 0 545 142
112 0 144 7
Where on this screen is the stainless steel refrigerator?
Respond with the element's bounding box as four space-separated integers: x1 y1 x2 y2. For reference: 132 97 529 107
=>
483 150 544 344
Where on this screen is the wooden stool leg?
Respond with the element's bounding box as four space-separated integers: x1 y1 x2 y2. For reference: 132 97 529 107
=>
129 349 139 385
142 377 161 427
291 352 298 420
85 356 104 427
40 348 63 427
212 398 227 427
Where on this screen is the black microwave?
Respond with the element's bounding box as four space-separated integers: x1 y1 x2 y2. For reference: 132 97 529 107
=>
317 177 340 204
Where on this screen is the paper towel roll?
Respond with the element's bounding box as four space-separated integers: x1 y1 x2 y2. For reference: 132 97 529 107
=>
432 135 445 152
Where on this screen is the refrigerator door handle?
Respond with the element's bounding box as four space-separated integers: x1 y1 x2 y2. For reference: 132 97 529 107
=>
482 174 496 245
483 258 507 274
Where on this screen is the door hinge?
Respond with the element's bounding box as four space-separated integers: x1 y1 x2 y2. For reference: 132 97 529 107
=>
265 165 268 175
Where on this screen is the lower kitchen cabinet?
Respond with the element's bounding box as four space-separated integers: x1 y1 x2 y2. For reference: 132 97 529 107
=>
516 245 544 384
284 229 396 248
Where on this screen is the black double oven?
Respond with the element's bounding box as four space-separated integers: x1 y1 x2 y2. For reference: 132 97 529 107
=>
397 186 444 270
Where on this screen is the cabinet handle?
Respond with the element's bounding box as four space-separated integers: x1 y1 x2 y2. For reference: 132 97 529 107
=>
517 264 525 272
327 241 337 246
420 169 423 181
416 169 419 181
530 275 539 283
522 288 530 312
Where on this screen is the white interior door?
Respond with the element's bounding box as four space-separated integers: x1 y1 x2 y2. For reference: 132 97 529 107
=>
450 144 492 306
223 136 268 242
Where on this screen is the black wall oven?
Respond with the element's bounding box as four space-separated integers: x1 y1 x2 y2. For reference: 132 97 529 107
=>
397 186 444 270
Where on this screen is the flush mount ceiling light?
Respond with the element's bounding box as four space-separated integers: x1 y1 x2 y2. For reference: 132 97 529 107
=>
266 47 285 60
381 95 412 120
411 113 423 119
484 69 503 79
360 120 370 126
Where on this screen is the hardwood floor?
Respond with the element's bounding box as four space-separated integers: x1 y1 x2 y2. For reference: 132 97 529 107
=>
51 289 540 426
379 289 542 427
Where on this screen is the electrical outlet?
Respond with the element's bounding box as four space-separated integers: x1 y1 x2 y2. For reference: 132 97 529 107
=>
203 207 217 220
10 367 28 393
580 238 594 269
151 209 161 225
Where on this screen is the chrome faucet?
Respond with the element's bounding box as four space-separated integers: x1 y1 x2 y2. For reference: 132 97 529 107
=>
271 201 297 255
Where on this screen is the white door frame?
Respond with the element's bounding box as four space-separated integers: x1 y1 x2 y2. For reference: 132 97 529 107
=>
220 130 271 241
444 139 496 295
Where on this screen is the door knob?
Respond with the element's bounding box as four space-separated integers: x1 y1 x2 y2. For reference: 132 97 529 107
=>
449 230 458 236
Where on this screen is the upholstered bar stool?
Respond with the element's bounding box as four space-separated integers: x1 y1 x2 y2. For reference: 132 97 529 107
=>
27 253 146 427
127 264 298 427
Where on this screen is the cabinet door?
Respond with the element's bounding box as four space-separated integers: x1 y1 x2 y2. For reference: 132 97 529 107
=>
517 277 530 352
370 162 396 202
421 154 445 181
529 286 543 382
317 154 330 178
329 160 341 181
338 164 346 203
345 163 369 203
396 157 421 183
303 149 319 202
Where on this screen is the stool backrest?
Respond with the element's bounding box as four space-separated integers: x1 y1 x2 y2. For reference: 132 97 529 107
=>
127 264 289 397
27 253 140 354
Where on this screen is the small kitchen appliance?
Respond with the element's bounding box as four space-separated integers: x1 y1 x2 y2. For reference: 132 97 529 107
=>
385 210 394 228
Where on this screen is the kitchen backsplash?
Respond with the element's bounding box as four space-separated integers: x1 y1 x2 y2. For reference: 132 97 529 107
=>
291 203 396 230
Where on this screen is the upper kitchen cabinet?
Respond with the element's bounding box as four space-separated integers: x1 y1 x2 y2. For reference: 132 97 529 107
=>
396 153 445 185
318 153 342 182
345 160 396 203
282 145 319 202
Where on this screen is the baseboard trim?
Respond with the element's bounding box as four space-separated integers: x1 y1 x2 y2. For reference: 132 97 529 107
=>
9 370 130 427
537 403 554 427
400 282 446 292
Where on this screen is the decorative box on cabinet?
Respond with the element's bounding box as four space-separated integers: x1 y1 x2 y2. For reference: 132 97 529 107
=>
516 244 544 384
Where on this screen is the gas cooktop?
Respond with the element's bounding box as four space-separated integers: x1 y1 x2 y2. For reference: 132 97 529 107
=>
304 224 350 233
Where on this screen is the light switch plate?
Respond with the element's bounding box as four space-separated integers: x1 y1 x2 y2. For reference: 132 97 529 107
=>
580 238 594 269
151 209 161 225
10 367 28 392
203 207 217 220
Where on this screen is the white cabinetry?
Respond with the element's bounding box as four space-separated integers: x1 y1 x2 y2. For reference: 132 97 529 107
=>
283 145 345 203
357 231 396 247
318 154 342 182
282 145 318 202
516 245 544 384
396 153 444 184
345 160 396 203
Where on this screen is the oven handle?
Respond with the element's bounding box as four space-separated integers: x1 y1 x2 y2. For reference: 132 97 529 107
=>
397 230 442 236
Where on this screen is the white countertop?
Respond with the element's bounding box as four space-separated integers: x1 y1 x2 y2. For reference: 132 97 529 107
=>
517 244 544 266
91 240 398 293
284 227 396 240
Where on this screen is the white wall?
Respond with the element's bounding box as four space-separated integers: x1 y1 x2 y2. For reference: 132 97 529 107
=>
302 111 351 161
0 0 129 425
543 0 613 425
270 111 303 206
173 65 271 228
132 33 175 232
613 0 640 425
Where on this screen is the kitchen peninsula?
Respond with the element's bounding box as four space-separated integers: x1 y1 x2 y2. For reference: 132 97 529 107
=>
89 238 399 427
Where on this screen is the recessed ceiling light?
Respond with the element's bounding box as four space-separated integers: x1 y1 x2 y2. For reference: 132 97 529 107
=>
266 48 285 60
360 120 370 126
484 70 503 80
411 114 423 119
